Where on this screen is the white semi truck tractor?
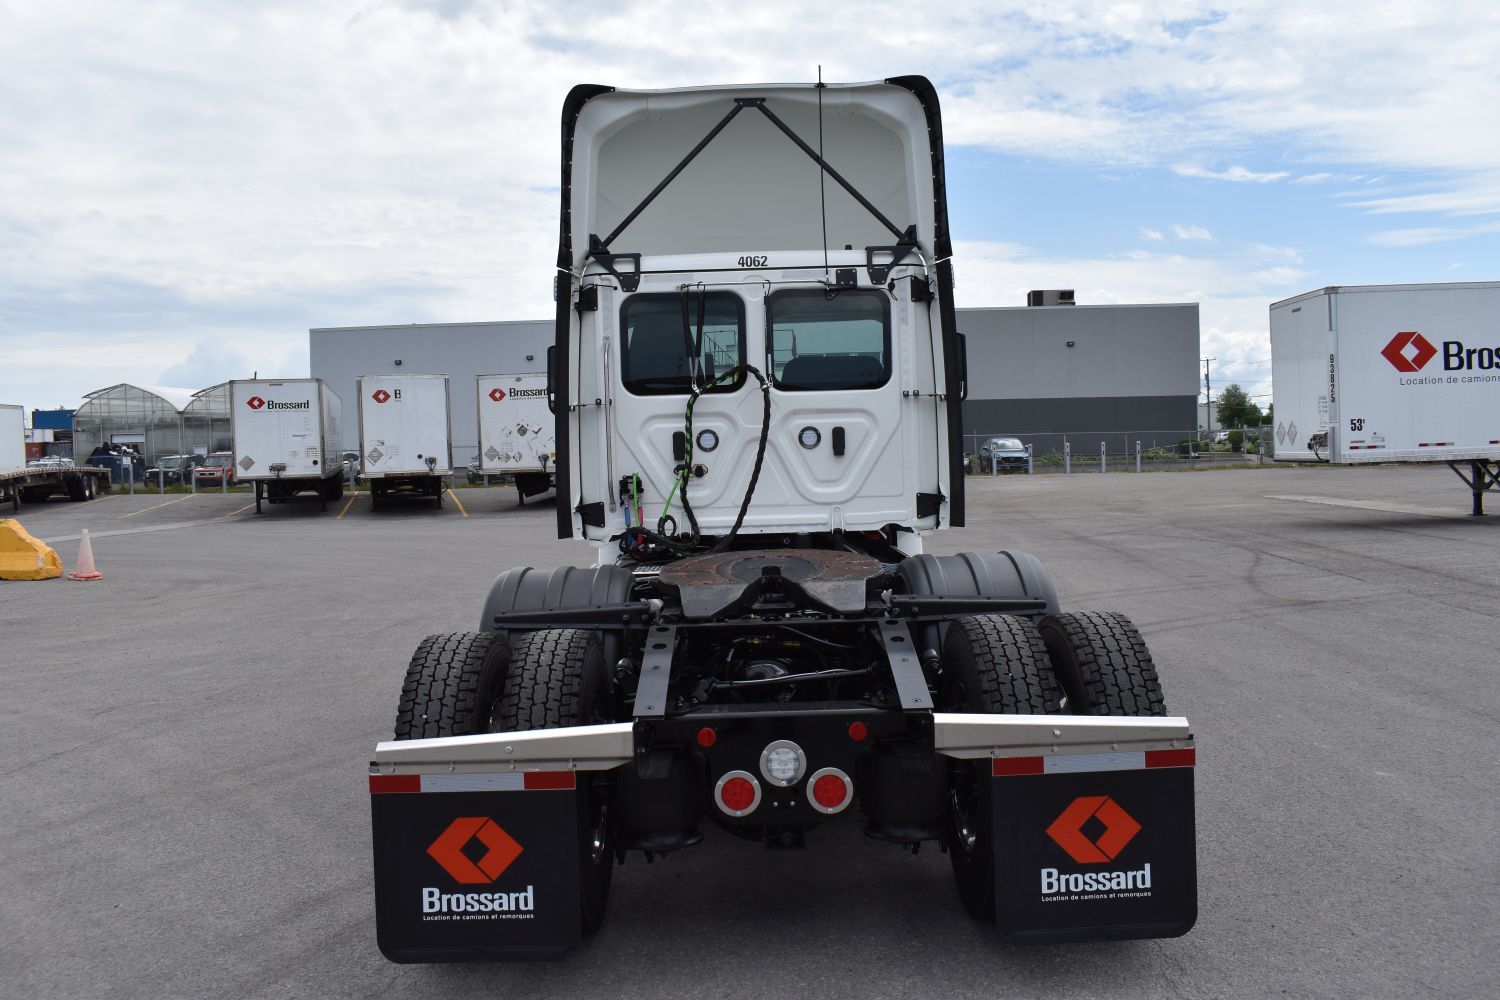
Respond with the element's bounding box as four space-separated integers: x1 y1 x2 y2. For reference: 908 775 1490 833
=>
369 78 1198 961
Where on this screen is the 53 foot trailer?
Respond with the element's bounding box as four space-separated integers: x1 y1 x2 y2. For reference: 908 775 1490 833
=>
369 78 1197 961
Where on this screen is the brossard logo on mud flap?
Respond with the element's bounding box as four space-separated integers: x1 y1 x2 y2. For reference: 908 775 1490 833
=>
1040 795 1153 900
421 817 536 920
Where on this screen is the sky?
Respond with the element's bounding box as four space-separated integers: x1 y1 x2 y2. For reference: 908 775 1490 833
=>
3 0 1498 417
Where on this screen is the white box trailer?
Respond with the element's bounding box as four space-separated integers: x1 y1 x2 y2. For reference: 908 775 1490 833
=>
1270 281 1500 512
476 373 555 502
0 404 23 471
357 374 452 510
229 378 345 513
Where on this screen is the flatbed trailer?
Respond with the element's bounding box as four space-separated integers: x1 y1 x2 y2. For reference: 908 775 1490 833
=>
1 465 111 512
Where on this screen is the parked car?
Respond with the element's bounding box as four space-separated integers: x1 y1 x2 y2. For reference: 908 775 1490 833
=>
194 452 236 487
144 454 199 485
340 450 362 482
979 436 1028 471
466 456 484 484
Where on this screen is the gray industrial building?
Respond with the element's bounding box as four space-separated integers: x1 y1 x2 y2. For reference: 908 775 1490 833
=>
310 300 1199 464
958 302 1200 456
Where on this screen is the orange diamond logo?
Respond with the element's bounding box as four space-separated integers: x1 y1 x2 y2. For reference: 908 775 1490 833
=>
1046 796 1141 864
426 817 523 884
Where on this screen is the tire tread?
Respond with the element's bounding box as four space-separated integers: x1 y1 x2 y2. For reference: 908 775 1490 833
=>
1041 611 1166 716
394 631 509 739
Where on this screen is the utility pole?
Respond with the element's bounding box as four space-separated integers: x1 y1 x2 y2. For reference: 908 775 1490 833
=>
1201 357 1215 437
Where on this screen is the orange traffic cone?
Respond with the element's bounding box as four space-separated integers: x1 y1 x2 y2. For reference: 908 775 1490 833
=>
68 528 103 581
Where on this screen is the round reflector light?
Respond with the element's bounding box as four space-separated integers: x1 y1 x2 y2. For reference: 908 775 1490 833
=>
847 721 868 742
759 740 807 787
696 726 717 748
807 767 854 815
714 770 761 817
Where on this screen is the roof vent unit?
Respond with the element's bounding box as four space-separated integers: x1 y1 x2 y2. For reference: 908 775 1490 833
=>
1026 289 1075 307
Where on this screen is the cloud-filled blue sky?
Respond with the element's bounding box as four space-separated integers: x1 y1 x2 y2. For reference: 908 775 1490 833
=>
2 0 1497 416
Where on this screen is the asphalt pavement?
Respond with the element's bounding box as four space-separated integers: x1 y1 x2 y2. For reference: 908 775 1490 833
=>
2 465 1496 999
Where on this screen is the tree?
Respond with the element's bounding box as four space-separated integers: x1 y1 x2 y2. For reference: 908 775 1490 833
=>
1216 383 1262 428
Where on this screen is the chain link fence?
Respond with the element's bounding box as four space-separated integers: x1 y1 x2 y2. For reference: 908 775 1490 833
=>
963 426 1278 475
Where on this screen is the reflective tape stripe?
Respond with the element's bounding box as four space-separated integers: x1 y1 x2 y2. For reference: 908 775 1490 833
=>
1145 747 1196 768
1044 751 1145 774
991 747 1194 778
368 771 577 793
421 773 527 793
368 774 420 794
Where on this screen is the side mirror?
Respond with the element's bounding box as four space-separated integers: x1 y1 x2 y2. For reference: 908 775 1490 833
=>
546 345 556 415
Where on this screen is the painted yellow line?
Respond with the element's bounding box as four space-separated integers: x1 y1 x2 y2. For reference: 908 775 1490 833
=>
222 502 256 519
118 493 197 519
447 489 468 517
336 493 359 519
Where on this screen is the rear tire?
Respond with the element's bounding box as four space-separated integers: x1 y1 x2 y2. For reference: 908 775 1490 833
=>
496 629 616 934
1039 612 1167 716
393 632 512 739
939 615 1058 920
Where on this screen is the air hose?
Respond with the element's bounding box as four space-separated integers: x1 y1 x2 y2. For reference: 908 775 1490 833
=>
655 363 773 554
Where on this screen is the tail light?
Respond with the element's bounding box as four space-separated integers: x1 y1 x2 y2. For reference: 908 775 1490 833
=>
806 767 854 815
714 770 761 817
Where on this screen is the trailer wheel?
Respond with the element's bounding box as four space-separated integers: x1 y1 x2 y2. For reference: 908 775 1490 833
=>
496 628 616 934
939 614 1058 920
393 631 512 740
1039 612 1167 716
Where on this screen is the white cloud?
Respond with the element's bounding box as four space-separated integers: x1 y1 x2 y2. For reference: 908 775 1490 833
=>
2 1 1499 408
1139 227 1165 241
952 237 1309 401
1291 173 1333 185
1171 223 1214 241
1173 164 1290 183
1367 220 1500 246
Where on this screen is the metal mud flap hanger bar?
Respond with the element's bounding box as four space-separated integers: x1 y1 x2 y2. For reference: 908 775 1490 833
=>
583 96 919 287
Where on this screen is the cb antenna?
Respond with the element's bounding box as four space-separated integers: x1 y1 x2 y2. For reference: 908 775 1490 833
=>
816 65 829 280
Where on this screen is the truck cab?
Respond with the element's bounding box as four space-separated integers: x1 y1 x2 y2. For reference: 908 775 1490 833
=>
553 81 964 553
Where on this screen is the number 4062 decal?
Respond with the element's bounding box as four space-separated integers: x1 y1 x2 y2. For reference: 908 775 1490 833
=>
737 255 768 268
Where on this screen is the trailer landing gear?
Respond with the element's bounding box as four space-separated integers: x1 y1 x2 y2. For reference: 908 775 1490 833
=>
1447 460 1499 516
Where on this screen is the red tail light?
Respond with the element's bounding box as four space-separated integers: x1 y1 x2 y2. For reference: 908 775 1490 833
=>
714 770 761 817
806 767 853 815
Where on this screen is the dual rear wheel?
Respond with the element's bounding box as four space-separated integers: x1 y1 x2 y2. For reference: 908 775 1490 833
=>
939 611 1168 919
393 627 616 934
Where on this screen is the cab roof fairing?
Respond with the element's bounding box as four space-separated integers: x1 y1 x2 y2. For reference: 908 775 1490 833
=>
560 81 943 269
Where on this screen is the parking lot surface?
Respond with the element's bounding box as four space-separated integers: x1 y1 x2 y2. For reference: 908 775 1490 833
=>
3 466 1495 999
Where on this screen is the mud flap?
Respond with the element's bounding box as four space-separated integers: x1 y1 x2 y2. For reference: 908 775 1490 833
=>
370 771 582 962
992 751 1196 942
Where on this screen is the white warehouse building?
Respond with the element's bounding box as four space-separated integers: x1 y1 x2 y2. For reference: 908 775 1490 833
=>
310 298 1199 467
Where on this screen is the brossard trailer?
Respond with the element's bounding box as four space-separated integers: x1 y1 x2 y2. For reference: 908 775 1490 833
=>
476 373 555 502
1270 281 1500 514
0 404 110 511
229 379 345 513
358 374 453 510
369 78 1198 962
